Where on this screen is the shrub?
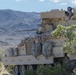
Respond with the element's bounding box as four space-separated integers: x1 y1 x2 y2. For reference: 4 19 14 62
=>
37 63 70 75
37 65 51 75
73 68 76 74
25 68 37 75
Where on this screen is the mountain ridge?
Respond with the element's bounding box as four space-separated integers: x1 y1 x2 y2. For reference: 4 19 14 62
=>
0 9 41 47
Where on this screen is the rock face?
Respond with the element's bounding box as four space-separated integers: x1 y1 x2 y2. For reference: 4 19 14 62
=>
0 9 41 46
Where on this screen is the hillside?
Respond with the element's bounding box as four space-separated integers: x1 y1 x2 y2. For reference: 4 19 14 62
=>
0 9 41 47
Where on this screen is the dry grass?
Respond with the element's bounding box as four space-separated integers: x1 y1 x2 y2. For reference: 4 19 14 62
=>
0 63 11 75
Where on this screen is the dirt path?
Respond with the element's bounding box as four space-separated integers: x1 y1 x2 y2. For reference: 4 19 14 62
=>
0 63 10 75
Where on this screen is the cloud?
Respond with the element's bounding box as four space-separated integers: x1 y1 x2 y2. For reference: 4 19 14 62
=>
71 0 76 4
60 3 67 5
39 0 44 2
16 0 22 2
50 0 61 2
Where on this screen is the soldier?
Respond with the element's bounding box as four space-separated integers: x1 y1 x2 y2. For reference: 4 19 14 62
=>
65 7 73 20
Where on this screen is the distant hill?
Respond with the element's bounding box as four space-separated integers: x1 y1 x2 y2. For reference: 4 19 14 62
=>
0 9 41 46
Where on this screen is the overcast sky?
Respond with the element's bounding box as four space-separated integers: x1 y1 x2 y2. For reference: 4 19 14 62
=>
0 0 76 12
